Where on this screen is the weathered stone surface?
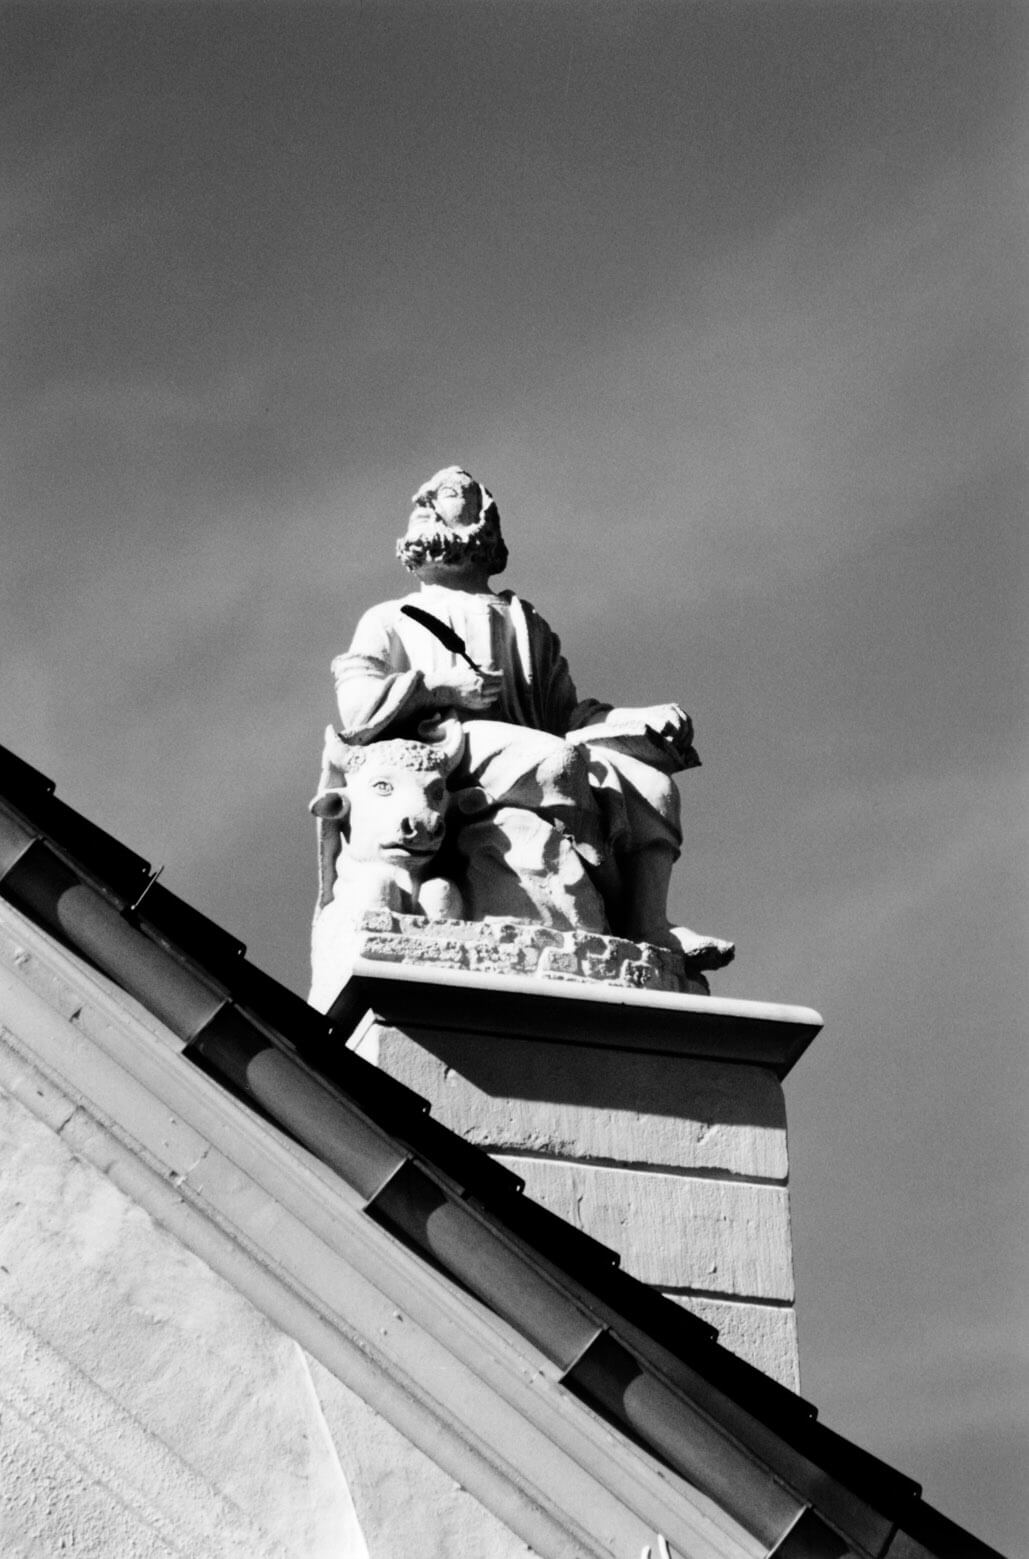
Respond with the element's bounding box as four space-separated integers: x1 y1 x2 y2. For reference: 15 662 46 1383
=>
497 1157 795 1300
356 986 802 1383
0 1012 533 1557
305 1354 534 1559
312 913 707 1009
538 946 579 976
667 1296 800 1392
0 1086 368 1558
360 1023 788 1180
0 1305 295 1559
456 806 608 930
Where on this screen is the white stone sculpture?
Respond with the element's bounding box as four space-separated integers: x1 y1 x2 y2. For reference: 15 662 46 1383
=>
312 465 733 1001
309 721 468 1007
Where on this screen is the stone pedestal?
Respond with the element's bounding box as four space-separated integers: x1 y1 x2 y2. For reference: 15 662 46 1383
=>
336 965 821 1392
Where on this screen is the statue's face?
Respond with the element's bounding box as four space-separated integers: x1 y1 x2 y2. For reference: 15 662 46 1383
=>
408 468 480 535
396 465 508 579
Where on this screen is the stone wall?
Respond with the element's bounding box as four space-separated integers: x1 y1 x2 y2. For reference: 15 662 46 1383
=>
0 1077 366 1558
357 1016 800 1391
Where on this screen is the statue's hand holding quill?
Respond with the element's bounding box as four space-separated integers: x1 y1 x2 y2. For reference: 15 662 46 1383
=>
401 603 503 713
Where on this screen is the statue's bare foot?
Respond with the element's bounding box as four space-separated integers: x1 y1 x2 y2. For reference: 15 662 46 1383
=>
667 926 736 970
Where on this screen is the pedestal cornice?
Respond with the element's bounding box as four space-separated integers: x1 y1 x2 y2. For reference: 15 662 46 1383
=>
330 960 823 1079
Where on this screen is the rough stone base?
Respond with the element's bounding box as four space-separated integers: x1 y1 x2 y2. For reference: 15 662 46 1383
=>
336 910 709 994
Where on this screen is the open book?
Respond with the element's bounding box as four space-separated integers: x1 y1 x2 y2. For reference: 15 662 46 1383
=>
565 720 700 775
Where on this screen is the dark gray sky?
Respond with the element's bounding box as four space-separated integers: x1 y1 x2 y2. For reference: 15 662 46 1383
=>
3 4 1026 1549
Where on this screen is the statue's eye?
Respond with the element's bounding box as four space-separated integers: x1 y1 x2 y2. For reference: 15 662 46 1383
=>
370 779 393 796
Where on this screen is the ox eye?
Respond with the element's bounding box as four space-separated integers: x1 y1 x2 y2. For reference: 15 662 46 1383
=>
370 779 393 796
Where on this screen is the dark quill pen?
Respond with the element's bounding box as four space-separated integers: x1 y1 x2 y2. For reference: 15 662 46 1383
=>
400 603 484 673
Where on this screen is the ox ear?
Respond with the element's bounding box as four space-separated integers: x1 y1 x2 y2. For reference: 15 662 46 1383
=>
309 787 350 821
417 715 465 776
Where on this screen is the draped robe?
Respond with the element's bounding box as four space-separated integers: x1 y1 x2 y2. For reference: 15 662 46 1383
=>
332 585 682 865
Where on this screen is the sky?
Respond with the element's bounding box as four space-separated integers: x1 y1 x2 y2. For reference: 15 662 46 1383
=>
2 2 1026 1549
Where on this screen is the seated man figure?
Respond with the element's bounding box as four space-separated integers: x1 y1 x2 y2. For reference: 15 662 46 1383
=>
331 465 732 966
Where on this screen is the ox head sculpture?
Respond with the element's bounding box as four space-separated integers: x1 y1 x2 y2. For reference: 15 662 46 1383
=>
310 717 465 867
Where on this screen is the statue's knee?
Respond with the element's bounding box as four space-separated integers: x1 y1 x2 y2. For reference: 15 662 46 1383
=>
533 742 592 804
498 738 591 810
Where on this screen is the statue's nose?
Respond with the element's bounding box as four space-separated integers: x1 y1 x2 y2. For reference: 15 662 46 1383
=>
404 811 444 840
401 812 440 837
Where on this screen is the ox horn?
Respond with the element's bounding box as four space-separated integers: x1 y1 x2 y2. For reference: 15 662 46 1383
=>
418 715 465 775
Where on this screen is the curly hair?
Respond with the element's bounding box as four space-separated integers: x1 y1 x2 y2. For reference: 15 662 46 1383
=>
396 469 508 577
332 737 452 775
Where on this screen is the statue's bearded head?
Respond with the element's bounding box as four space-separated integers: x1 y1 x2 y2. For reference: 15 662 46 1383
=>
396 466 508 578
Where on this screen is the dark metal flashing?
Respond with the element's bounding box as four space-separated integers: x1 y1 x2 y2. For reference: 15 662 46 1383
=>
0 740 1007 1559
130 880 247 978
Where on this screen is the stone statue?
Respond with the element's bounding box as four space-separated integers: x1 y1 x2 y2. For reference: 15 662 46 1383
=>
308 719 468 1010
311 719 465 918
314 466 733 990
